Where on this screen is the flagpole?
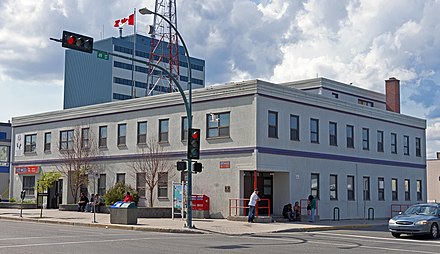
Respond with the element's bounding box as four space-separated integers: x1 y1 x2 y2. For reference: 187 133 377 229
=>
131 8 136 98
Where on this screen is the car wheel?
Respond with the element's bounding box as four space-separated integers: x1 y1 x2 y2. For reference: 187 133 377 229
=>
430 223 439 239
391 232 401 238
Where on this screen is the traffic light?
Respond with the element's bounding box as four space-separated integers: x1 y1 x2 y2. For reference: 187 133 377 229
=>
193 162 202 173
177 161 186 171
61 30 94 53
187 128 201 159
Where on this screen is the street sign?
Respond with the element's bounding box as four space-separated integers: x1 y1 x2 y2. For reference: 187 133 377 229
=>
97 51 109 60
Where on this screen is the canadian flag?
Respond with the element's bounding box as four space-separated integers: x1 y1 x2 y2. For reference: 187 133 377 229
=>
114 13 134 28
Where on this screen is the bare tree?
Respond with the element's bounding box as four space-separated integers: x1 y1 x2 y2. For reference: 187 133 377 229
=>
130 138 174 207
57 125 99 203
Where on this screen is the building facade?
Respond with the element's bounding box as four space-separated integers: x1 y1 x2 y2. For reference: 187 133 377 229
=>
0 122 11 200
63 34 205 109
11 78 426 219
427 154 440 202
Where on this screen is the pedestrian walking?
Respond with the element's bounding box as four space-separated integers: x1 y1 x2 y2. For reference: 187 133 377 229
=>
308 195 316 222
248 188 260 223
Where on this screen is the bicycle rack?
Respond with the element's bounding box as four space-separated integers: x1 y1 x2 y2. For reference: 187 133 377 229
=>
333 207 340 221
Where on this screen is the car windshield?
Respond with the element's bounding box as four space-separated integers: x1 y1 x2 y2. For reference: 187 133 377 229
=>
403 206 438 216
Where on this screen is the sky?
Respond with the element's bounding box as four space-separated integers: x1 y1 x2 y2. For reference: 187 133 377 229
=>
1 0 440 158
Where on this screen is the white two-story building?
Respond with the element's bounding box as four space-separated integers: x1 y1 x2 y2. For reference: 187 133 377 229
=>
10 77 426 219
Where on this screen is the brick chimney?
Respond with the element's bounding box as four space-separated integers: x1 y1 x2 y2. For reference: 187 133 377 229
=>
385 77 400 113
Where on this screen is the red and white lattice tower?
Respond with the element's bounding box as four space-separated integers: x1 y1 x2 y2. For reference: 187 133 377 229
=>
147 0 180 95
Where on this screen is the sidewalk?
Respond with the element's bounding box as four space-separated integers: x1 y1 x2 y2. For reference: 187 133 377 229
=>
0 208 388 236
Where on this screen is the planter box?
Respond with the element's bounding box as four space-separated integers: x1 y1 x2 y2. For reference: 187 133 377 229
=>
0 203 37 209
110 207 137 225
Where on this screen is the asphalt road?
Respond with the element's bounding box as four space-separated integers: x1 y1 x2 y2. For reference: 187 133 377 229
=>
0 221 439 254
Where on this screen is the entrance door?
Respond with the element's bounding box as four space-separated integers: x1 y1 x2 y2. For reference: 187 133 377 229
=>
243 171 273 216
46 180 62 209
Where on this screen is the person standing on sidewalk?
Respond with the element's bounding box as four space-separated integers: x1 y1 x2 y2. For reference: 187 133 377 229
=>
248 188 260 223
308 195 316 222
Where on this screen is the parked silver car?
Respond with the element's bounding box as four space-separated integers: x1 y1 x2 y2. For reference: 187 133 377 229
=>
389 203 440 238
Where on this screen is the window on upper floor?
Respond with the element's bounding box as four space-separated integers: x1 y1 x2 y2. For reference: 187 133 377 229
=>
207 112 230 138
81 128 90 149
118 123 127 146
358 99 374 107
377 130 384 152
24 134 37 153
332 93 339 99
362 128 369 150
415 137 421 157
159 119 169 143
0 145 9 166
181 117 188 141
59 130 74 151
403 135 409 155
99 126 107 148
268 111 278 138
116 173 126 184
329 122 337 146
290 115 300 141
346 125 354 148
0 132 6 140
137 121 147 144
310 118 319 144
44 132 51 152
391 133 397 154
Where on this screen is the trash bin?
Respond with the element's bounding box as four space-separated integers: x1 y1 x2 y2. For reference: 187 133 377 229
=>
110 202 137 225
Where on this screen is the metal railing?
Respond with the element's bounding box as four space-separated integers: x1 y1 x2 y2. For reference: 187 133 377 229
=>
228 198 271 217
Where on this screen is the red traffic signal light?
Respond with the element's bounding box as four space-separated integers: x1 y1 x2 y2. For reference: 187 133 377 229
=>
187 128 201 160
61 31 94 54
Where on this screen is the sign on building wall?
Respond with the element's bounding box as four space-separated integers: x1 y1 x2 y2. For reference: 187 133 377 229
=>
219 161 230 169
15 166 39 175
15 134 23 157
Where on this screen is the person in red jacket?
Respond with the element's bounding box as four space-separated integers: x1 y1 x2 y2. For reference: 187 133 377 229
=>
123 192 134 203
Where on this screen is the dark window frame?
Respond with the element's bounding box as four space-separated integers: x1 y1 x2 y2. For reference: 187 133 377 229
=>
346 125 354 148
44 132 51 152
378 177 385 201
23 175 35 196
403 135 409 155
81 128 90 149
416 180 422 201
290 115 300 141
99 126 108 148
268 111 278 138
404 179 410 201
363 176 370 201
207 112 230 138
377 130 384 152
24 134 37 153
159 119 169 143
311 173 320 199
330 174 338 200
392 178 398 201
157 172 168 198
362 128 369 150
117 123 127 146
137 121 147 145
347 175 355 201
329 122 337 146
310 118 319 144
415 137 421 157
391 133 397 154
59 130 74 151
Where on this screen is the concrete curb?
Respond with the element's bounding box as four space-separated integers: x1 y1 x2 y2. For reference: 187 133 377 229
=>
272 223 388 233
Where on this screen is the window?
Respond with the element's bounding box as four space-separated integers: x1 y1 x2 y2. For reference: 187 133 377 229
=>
159 119 169 142
136 173 146 198
332 93 339 99
392 178 398 201
117 123 127 146
416 180 422 201
391 133 397 154
44 132 51 152
59 130 74 150
81 128 90 148
99 126 107 148
23 175 35 196
346 125 354 148
404 179 410 201
311 173 319 199
363 177 370 201
347 176 355 200
290 115 300 141
98 174 106 196
207 112 230 138
403 135 409 155
415 137 421 157
330 175 337 200
310 118 319 143
358 99 374 107
0 132 6 140
137 121 147 144
157 172 168 198
378 177 385 201
268 111 278 138
377 130 384 152
362 128 369 150
329 122 337 146
181 117 188 141
0 145 9 166
116 173 126 184
24 134 37 153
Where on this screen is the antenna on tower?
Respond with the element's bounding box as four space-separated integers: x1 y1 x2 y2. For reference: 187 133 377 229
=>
146 0 180 96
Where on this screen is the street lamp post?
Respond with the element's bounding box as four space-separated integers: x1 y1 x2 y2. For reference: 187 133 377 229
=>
140 7 194 228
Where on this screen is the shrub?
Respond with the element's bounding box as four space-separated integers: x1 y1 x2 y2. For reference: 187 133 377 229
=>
9 197 16 203
103 182 139 206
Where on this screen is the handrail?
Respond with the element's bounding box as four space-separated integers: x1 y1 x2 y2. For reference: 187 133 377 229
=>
228 198 271 217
